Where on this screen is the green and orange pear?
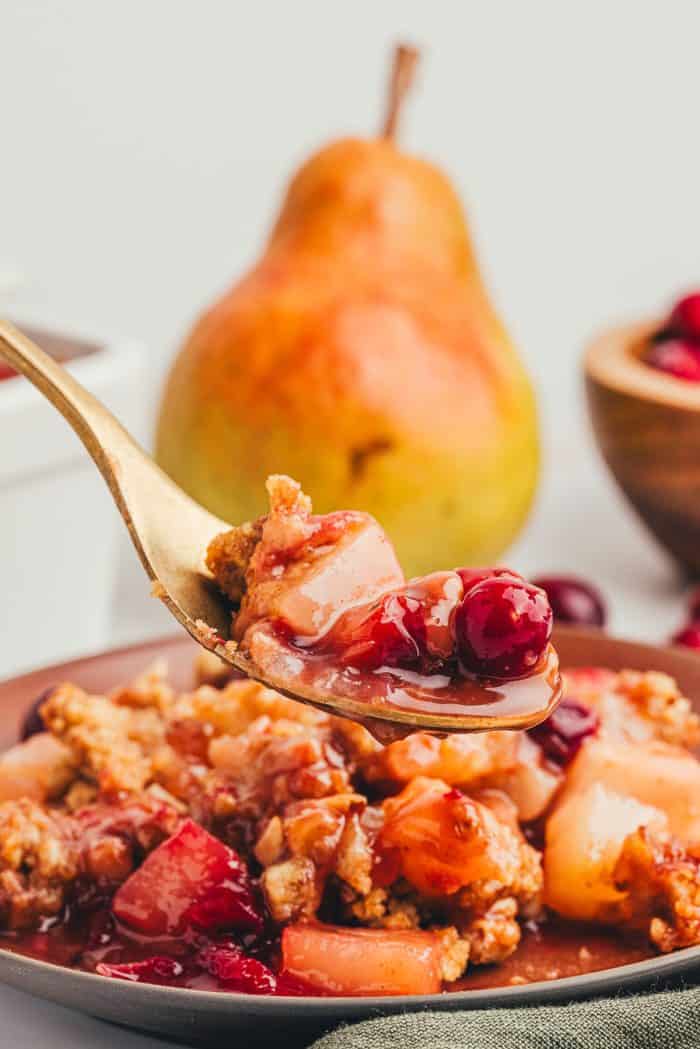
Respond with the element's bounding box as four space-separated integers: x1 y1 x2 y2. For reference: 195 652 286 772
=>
156 46 538 575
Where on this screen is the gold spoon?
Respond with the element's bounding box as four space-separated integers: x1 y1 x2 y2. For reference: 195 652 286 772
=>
0 320 560 735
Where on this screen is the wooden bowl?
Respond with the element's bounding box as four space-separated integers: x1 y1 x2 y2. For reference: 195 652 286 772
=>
585 318 700 577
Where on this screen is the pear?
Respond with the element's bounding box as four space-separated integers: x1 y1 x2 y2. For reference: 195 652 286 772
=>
156 45 539 576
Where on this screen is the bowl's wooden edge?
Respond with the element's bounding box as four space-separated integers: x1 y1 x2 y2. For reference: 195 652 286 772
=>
584 318 700 411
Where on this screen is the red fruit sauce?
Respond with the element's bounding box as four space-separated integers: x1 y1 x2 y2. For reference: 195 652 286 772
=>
276 568 558 728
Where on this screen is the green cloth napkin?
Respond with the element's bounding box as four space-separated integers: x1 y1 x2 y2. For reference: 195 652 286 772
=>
310 985 700 1048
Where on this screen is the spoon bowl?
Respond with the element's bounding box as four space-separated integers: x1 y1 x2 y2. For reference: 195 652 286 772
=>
0 319 560 733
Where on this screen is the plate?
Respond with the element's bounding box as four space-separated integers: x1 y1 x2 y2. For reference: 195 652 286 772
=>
1 629 699 1046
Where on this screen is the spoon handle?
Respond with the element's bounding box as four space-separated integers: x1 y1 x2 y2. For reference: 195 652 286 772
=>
0 319 153 487
0 319 226 605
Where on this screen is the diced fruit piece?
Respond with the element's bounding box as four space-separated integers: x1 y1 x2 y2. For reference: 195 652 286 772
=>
327 570 465 670
672 624 700 651
557 738 700 843
378 776 520 896
491 733 563 822
278 517 404 637
236 508 404 641
329 591 427 671
530 576 606 628
528 698 600 767
113 819 262 936
197 942 277 994
544 782 666 922
96 956 185 985
0 732 75 802
0 362 16 381
455 577 552 679
645 339 700 382
668 292 700 341
281 923 442 996
185 882 263 934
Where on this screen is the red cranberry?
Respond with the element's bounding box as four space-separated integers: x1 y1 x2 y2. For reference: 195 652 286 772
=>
20 686 55 740
185 878 264 935
454 578 552 679
645 339 700 381
530 576 606 628
668 293 700 341
333 592 427 672
529 698 600 766
0 362 16 381
96 956 185 985
197 942 278 994
672 624 700 651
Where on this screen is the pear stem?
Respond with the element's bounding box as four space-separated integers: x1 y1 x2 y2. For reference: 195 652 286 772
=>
381 43 419 140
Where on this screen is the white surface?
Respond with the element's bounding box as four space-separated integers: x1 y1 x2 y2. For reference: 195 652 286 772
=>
2 1 700 1045
0 335 146 678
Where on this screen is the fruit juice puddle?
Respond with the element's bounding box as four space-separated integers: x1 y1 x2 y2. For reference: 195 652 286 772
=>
0 912 652 994
454 918 652 990
0 325 97 381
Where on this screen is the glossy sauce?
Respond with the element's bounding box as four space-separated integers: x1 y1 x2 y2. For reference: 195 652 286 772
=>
0 912 653 994
245 625 561 730
455 919 651 990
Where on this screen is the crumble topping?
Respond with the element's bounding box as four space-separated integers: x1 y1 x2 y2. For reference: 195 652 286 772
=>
1 659 700 987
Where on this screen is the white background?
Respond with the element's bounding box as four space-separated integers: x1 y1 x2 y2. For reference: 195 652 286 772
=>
5 0 700 653
2 2 700 1043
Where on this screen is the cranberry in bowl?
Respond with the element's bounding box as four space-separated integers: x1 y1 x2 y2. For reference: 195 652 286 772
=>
585 299 700 577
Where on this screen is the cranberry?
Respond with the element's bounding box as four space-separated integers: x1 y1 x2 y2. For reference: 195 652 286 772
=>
672 624 700 651
185 881 264 934
96 956 185 985
0 362 16 381
530 576 606 628
668 292 700 341
529 698 600 766
19 686 55 740
197 942 278 994
333 592 427 672
645 339 700 381
454 578 552 679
